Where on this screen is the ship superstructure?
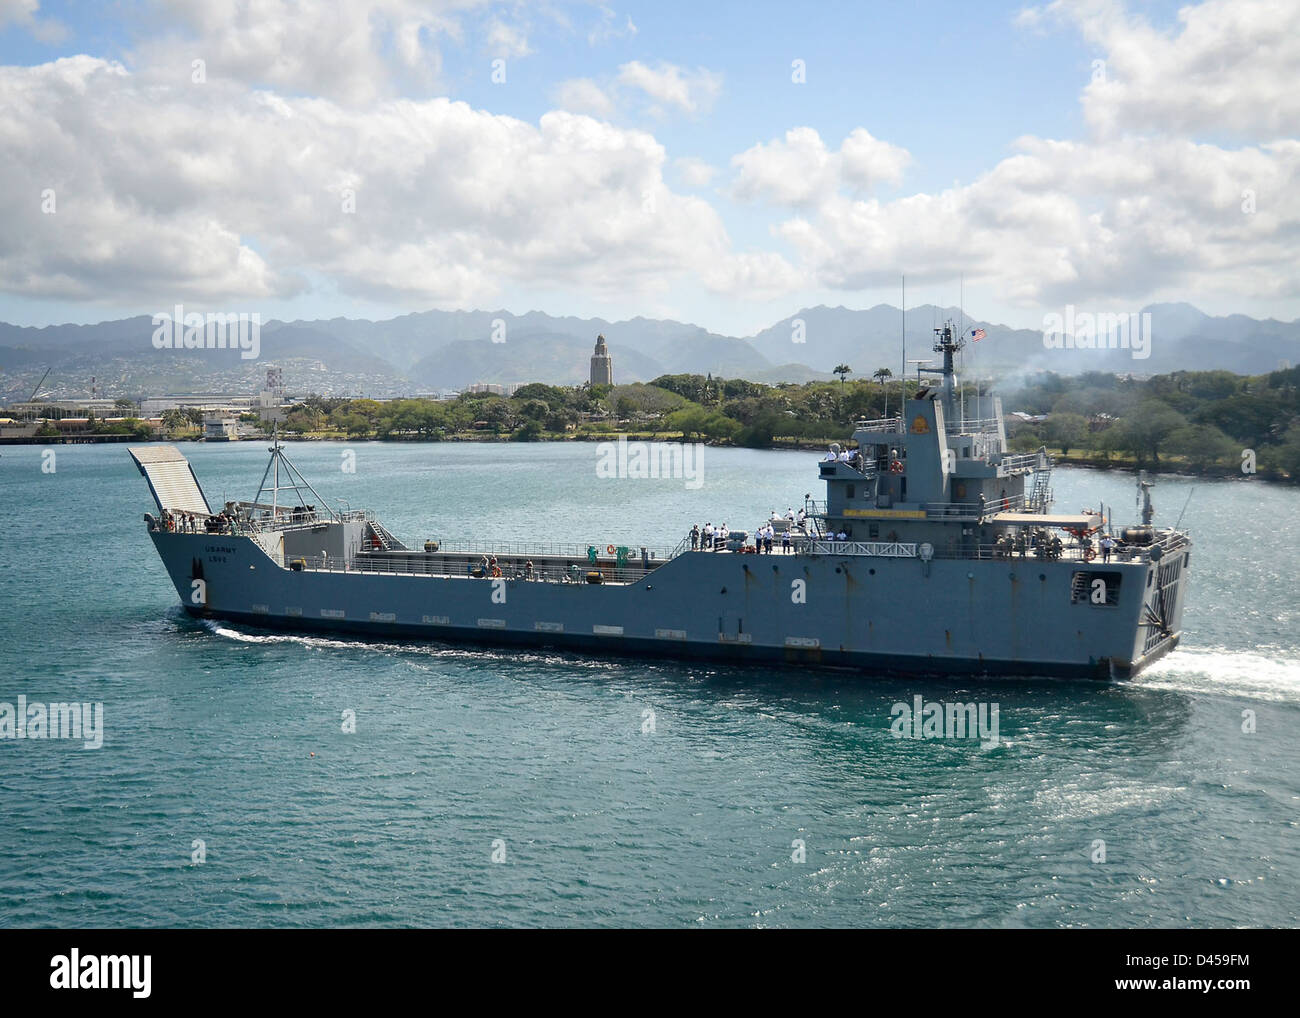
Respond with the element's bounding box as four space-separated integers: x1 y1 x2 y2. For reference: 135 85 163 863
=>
129 326 1190 679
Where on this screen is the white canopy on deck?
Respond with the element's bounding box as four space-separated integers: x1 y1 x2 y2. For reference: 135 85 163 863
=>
987 511 1101 528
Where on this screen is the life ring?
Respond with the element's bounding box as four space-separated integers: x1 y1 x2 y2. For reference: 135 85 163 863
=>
606 544 615 554
490 565 502 578
889 460 904 473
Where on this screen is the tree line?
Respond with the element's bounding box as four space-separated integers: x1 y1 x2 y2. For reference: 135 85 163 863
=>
258 365 1300 481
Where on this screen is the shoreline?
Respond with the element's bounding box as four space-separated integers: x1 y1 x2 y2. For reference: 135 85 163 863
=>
7 430 1285 483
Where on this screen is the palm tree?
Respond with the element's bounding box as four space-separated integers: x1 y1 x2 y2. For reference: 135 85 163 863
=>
834 364 852 386
872 367 892 415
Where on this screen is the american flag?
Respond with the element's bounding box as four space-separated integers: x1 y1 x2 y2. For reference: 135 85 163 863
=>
970 328 986 342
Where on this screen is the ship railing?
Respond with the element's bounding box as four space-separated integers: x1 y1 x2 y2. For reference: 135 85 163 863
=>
853 416 903 434
997 452 1042 474
928 535 1187 563
799 539 917 558
291 553 661 586
951 416 1002 435
796 536 1179 564
416 539 679 561
923 494 1026 520
235 505 375 533
1026 486 1055 513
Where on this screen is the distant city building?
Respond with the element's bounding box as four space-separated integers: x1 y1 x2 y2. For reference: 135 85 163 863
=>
204 415 239 441
142 394 255 415
464 382 522 396
590 333 613 386
4 398 119 417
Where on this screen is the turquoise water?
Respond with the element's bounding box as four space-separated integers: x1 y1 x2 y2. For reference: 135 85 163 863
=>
1 441 1297 928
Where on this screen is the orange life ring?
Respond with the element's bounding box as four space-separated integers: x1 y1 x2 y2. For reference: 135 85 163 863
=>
490 565 502 578
606 544 615 554
889 460 904 473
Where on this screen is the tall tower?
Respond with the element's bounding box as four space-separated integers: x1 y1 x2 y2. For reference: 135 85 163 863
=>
590 333 613 386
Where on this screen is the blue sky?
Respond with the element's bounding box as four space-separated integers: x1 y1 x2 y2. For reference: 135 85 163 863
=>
0 0 1295 334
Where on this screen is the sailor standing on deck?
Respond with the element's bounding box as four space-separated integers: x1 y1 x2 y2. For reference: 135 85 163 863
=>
1100 534 1115 563
690 524 700 550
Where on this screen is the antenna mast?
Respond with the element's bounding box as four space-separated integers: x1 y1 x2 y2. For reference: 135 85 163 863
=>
900 275 906 425
253 423 340 522
959 275 965 427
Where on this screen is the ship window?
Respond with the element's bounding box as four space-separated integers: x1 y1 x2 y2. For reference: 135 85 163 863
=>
963 447 971 457
869 524 879 538
846 484 855 499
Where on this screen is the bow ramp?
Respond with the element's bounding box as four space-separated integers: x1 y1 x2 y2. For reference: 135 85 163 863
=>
127 445 212 515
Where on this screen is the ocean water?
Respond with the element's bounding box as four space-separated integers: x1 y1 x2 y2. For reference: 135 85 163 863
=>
0 440 1297 928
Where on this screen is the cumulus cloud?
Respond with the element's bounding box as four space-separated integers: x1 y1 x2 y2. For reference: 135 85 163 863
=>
134 0 487 105
0 56 798 307
737 0 1300 308
552 59 724 121
1020 0 1300 140
485 15 532 58
616 60 722 116
587 5 637 46
551 76 615 117
674 157 717 189
731 127 910 207
0 0 65 42
771 134 1300 305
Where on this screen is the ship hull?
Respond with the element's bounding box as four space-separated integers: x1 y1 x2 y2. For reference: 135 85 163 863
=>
150 530 1190 681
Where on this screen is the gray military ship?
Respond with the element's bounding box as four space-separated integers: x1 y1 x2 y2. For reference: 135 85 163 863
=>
128 324 1190 679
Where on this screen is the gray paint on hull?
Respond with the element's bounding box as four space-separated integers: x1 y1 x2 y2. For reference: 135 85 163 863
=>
153 529 1189 680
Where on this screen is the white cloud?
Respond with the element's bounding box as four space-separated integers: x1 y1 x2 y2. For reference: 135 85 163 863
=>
485 16 532 58
1020 0 1300 140
770 134 1300 306
0 0 38 24
737 0 1300 310
553 60 724 121
552 77 615 117
588 6 637 46
732 127 910 207
616 60 722 116
135 0 486 105
674 157 717 189
0 56 798 307
0 0 65 42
